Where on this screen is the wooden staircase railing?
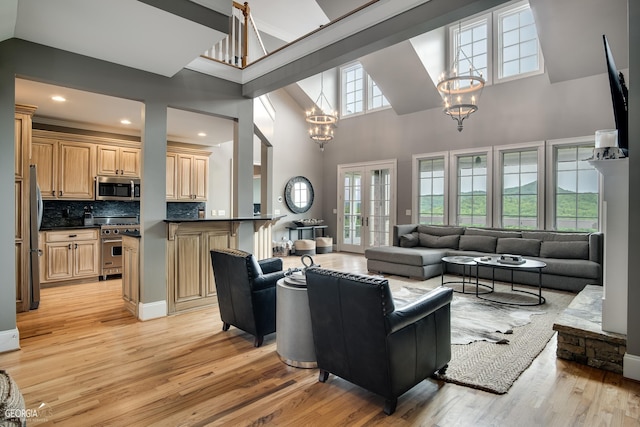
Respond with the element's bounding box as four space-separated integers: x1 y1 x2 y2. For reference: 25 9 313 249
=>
202 1 267 68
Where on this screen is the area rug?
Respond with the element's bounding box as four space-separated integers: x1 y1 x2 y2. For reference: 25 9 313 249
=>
389 277 574 394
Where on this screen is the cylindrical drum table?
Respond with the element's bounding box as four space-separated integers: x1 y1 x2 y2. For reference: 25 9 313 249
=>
276 275 317 368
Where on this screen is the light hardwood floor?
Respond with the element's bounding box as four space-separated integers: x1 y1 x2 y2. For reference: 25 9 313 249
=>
2 252 639 426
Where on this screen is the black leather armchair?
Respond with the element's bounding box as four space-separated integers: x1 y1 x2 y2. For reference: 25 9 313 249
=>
210 248 286 347
305 268 453 415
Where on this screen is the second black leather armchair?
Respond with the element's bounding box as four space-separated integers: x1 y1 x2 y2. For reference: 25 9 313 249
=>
305 268 453 415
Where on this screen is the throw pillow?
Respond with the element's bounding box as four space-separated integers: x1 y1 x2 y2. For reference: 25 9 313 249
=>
464 227 522 239
458 235 497 253
399 232 419 248
419 233 460 249
416 225 465 236
496 238 541 257
540 241 589 259
522 231 589 241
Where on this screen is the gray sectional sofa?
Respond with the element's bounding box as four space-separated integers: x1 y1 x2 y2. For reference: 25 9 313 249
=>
364 224 603 293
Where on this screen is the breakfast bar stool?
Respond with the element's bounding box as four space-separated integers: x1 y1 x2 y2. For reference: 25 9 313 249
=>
294 239 316 255
315 237 333 254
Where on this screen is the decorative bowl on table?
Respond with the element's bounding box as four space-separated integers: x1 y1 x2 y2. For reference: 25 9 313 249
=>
293 219 324 227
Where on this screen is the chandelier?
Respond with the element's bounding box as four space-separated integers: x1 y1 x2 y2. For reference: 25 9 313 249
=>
437 22 485 132
306 72 338 151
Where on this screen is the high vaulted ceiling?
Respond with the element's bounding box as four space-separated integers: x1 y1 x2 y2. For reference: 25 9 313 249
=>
3 0 631 142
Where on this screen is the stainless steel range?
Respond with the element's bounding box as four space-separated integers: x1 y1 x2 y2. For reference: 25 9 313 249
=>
94 216 140 279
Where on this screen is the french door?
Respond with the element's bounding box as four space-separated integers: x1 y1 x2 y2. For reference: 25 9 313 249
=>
337 160 396 253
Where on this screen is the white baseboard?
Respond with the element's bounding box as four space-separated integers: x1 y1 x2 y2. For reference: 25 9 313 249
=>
137 300 167 321
0 328 20 353
624 353 640 381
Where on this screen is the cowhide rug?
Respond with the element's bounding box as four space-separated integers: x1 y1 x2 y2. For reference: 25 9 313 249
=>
392 286 545 345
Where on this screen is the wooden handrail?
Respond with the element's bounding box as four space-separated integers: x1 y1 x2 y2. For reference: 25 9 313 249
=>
202 0 381 69
245 0 380 68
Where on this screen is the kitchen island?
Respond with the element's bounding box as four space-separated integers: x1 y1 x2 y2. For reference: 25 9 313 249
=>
164 216 284 314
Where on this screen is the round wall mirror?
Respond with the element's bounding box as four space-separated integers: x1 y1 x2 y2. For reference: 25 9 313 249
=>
284 176 314 214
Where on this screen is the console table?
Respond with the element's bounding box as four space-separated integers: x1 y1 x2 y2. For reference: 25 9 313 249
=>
286 225 327 240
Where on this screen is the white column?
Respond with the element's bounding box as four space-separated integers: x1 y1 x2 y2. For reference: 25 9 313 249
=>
589 158 628 335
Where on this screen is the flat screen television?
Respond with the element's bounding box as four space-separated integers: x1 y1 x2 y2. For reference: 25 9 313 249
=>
603 34 628 154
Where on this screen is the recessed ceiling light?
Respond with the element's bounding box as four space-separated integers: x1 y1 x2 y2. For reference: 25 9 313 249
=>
198 132 207 137
51 95 66 102
120 119 132 125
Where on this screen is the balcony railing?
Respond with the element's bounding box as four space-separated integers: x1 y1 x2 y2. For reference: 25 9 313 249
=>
202 1 267 68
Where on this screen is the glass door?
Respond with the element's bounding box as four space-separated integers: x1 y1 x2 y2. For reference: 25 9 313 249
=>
338 161 396 253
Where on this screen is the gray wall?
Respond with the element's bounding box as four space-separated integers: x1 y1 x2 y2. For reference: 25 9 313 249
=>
204 87 324 243
320 71 616 237
0 65 16 332
268 89 324 241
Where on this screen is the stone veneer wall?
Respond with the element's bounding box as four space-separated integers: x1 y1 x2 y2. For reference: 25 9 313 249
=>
556 330 626 374
553 285 626 374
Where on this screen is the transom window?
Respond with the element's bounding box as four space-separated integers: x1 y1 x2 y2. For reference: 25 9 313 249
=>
342 63 364 116
452 19 489 84
448 1 543 86
340 62 390 118
498 4 541 79
369 79 389 110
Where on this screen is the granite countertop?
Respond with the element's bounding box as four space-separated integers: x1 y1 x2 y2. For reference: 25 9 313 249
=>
121 230 141 238
164 215 286 223
40 225 101 231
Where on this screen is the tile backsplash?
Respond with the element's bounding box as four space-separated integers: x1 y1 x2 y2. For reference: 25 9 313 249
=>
42 201 139 228
41 200 205 228
166 202 206 219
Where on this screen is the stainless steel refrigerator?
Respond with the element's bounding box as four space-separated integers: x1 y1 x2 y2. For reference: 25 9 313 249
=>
29 165 43 309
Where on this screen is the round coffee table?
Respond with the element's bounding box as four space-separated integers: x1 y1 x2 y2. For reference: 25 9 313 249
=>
473 256 547 306
441 256 492 294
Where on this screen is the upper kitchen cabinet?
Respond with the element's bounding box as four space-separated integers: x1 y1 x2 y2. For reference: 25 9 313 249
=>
167 146 211 201
15 105 35 179
166 152 178 200
32 135 95 200
97 145 140 177
31 129 143 200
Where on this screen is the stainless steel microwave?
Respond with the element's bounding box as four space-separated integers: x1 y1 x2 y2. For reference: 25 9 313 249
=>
95 176 141 201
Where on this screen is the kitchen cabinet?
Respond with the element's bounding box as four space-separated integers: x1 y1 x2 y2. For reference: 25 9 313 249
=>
122 235 139 316
31 137 95 200
166 222 233 314
41 229 100 284
15 104 36 313
97 145 140 177
178 154 208 201
166 153 177 200
166 149 210 201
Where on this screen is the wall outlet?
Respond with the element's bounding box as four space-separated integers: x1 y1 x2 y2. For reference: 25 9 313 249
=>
274 209 280 215
333 208 337 214
218 210 226 216
211 209 216 216
405 209 411 216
